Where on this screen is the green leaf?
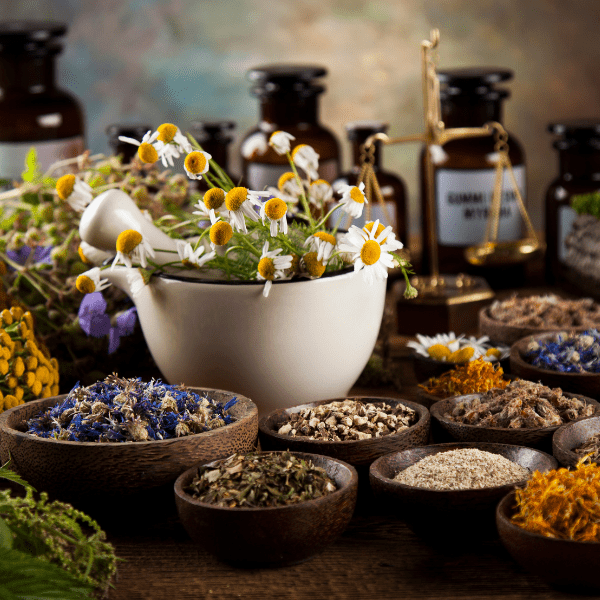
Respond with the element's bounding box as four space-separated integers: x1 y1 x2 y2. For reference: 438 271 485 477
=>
0 518 13 549
21 192 40 206
21 148 42 183
0 461 34 491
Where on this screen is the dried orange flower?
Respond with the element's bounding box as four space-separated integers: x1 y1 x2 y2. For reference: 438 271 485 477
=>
511 459 600 542
419 357 509 398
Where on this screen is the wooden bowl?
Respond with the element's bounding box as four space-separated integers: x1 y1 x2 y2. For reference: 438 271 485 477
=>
479 305 588 346
430 393 600 452
510 332 600 398
369 442 557 539
0 389 258 523
497 490 600 593
258 397 430 468
552 415 600 467
174 451 358 567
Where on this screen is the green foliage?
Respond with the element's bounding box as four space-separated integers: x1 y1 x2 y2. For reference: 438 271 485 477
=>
571 192 600 218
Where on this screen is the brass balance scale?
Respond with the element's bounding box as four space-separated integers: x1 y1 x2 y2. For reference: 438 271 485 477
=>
356 29 544 334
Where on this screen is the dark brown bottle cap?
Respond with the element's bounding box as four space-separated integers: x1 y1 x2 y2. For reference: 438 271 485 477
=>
438 67 512 101
189 121 236 144
549 120 600 151
248 64 326 97
0 21 67 54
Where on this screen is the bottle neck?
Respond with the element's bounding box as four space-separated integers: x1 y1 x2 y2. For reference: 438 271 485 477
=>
559 147 600 179
351 139 382 170
259 94 319 127
0 54 57 95
200 140 230 169
441 98 503 128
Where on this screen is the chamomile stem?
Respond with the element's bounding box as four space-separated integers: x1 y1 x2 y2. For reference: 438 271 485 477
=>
286 152 315 228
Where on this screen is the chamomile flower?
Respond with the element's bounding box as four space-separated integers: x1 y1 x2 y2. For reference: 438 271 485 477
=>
209 219 233 249
407 333 463 359
406 332 509 363
338 219 403 285
256 242 293 298
78 241 112 266
308 179 333 206
304 231 337 263
224 187 269 233
75 267 110 294
155 123 193 167
55 174 93 212
111 229 155 269
126 268 147 298
269 131 296 155
118 129 160 163
291 144 319 180
193 187 226 224
266 172 304 210
184 150 212 181
301 252 326 278
260 197 288 237
337 181 367 219
176 240 216 268
241 133 268 158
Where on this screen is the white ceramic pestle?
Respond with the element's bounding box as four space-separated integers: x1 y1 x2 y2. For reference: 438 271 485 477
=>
79 189 180 266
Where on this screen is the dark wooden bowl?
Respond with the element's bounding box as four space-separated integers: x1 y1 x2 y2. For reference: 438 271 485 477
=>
369 442 557 539
497 490 600 593
430 393 600 452
552 415 600 467
174 451 358 567
258 397 430 468
0 389 258 524
510 331 600 398
479 305 589 346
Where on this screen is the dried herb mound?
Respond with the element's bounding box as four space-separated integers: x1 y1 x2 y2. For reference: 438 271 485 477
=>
419 357 509 399
186 452 337 508
277 399 417 441
444 380 594 428
26 374 238 442
525 329 600 373
511 460 600 542
575 433 600 463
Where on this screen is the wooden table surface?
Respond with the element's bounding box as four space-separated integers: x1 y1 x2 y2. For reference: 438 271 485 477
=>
105 343 587 600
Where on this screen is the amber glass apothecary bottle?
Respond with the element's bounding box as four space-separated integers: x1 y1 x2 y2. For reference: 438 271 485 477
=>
241 65 340 190
545 120 600 285
420 68 526 286
332 121 407 244
0 21 85 185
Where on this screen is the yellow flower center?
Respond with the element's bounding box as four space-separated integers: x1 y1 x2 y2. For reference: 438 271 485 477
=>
314 231 336 246
291 144 308 159
157 123 178 143
448 347 475 363
278 172 296 191
13 356 24 378
258 257 275 280
56 174 76 200
76 274 96 294
303 252 326 278
363 221 387 243
138 143 158 164
360 240 381 265
1 310 12 326
0 359 8 376
210 221 233 246
290 253 300 274
264 198 287 221
225 187 248 211
350 186 365 204
486 348 502 359
204 187 225 210
311 179 330 188
116 229 143 254
78 245 92 265
185 151 208 174
427 344 452 361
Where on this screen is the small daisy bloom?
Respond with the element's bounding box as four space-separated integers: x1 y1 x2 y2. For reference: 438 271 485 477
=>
55 174 93 212
209 219 234 249
407 332 464 360
112 229 155 269
338 219 403 285
260 197 288 237
193 187 226 224
256 242 293 298
301 251 326 278
337 181 367 219
118 129 160 164
304 231 337 263
308 179 333 206
176 240 216 268
155 123 193 167
224 187 269 233
126 268 147 298
240 133 268 159
78 241 112 266
75 267 110 294
184 150 212 181
291 144 319 180
269 131 296 155
266 172 304 210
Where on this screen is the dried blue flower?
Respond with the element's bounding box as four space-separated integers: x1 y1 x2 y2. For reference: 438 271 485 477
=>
78 293 111 338
6 245 53 267
525 329 600 373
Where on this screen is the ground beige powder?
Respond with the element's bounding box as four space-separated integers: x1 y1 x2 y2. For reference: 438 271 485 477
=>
394 448 530 490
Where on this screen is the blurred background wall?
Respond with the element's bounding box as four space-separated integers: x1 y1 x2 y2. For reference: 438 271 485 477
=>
3 0 600 240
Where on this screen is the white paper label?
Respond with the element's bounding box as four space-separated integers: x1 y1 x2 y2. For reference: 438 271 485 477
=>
246 159 338 191
558 204 578 262
0 136 85 184
435 166 526 246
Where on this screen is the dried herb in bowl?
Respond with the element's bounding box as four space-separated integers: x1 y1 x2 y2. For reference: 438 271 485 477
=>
186 452 337 508
525 329 600 373
25 374 237 442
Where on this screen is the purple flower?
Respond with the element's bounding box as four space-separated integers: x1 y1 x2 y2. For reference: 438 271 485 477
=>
6 246 53 266
78 292 111 338
108 307 138 354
